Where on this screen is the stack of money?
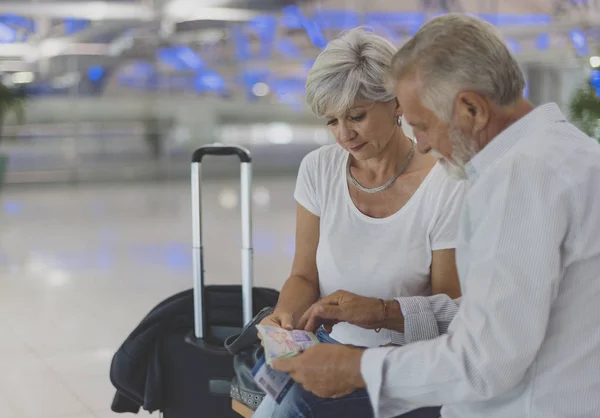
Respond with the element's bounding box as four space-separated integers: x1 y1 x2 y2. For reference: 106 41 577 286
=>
256 325 320 366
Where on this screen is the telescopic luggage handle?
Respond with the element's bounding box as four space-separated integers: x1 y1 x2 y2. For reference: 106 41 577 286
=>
190 144 254 342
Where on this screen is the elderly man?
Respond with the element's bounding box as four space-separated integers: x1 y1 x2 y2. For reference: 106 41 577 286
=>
272 13 600 418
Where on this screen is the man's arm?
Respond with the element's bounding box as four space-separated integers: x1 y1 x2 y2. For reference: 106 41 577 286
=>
389 294 462 345
361 157 570 418
389 249 462 345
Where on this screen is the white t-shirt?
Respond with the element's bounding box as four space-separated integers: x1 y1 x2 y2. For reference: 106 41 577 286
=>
294 144 466 348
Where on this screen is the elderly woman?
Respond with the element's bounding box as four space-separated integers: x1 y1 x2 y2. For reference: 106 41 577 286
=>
253 28 465 418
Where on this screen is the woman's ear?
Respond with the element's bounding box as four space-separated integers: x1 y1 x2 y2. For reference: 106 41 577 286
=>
394 97 403 118
400 115 416 141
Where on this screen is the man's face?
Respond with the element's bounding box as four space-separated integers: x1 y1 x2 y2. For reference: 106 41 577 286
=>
395 77 480 179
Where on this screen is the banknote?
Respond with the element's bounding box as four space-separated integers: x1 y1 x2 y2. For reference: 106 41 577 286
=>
256 325 320 366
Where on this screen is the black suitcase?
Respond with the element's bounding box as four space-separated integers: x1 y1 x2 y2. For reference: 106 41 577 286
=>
160 286 278 418
109 285 277 416
106 144 274 418
162 144 278 418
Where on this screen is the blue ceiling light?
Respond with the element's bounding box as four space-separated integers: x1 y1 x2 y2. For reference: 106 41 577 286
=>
195 70 225 92
157 48 186 70
280 6 327 49
88 66 104 82
248 15 278 59
157 46 204 71
569 29 589 56
535 33 550 51
277 38 301 59
590 69 600 89
281 6 304 29
312 9 360 31
505 38 522 54
478 13 551 26
118 61 156 88
231 24 252 61
0 14 35 33
241 69 270 86
0 22 17 43
304 21 327 49
174 46 204 70
364 12 424 40
64 18 89 35
271 78 306 96
590 70 600 98
364 12 425 29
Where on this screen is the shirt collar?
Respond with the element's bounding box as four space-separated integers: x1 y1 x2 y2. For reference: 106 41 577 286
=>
466 102 566 181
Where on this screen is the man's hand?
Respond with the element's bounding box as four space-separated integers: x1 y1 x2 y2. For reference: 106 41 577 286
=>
271 344 366 398
297 290 389 333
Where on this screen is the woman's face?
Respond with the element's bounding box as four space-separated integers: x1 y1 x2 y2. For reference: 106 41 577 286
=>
325 100 399 160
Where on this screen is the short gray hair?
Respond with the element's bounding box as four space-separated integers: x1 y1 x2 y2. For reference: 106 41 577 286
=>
390 14 525 121
305 27 397 118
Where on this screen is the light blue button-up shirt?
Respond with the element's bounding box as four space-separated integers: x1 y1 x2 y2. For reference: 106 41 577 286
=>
362 103 600 418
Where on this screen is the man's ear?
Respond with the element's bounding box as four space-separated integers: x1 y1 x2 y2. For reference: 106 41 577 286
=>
454 92 489 133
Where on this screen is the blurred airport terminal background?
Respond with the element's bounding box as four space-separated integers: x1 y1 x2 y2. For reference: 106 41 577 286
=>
0 0 600 417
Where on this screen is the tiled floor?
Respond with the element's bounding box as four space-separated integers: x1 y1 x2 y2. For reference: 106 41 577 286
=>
0 178 296 418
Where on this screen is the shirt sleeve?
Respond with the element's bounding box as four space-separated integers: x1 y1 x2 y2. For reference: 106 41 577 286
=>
429 174 467 251
361 156 569 418
389 295 461 345
293 149 322 216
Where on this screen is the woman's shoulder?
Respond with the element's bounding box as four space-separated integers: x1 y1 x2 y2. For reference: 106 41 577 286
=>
302 143 346 165
295 144 346 215
299 144 346 176
424 163 468 206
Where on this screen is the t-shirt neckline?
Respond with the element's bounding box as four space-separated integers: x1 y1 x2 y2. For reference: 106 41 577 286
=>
343 152 440 224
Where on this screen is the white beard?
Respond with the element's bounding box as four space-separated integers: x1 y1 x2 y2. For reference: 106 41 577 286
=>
430 127 480 180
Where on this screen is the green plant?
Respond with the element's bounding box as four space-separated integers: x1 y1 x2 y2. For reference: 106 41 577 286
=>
0 83 26 145
569 82 600 140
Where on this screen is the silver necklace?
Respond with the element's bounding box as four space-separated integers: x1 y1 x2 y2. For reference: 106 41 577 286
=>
346 140 416 194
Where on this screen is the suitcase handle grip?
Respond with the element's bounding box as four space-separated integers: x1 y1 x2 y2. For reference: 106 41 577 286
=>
192 144 252 163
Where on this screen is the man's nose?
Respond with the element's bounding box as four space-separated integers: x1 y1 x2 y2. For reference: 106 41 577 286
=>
415 136 430 155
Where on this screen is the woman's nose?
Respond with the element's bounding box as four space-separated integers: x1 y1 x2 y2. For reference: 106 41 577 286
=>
336 122 355 143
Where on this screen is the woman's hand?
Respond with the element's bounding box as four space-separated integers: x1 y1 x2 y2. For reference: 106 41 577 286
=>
259 310 295 330
297 290 388 333
257 310 295 344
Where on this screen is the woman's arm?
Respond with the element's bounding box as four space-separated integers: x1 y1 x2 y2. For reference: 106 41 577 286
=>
264 203 321 328
298 250 462 336
385 249 461 340
431 248 461 298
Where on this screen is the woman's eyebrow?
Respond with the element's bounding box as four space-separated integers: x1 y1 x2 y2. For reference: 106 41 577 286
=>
347 104 370 113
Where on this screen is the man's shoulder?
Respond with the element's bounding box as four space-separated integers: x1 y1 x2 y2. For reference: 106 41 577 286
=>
494 125 600 186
